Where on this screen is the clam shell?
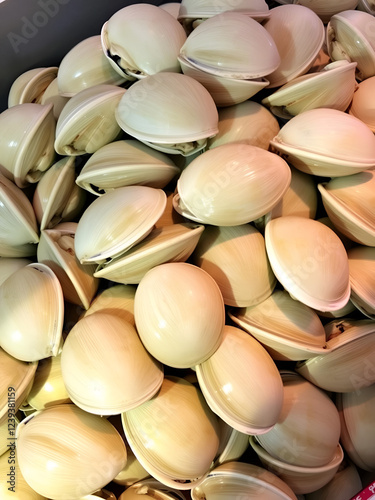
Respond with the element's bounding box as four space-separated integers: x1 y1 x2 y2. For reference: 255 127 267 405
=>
195 325 284 434
177 0 270 24
8 66 58 107
16 404 127 499
265 216 351 312
318 171 375 247
0 417 19 457
270 108 375 177
160 2 181 18
294 0 359 23
262 4 325 88
357 0 375 14
74 186 167 265
40 77 69 120
175 143 291 226
54 84 126 156
349 75 375 132
0 450 47 499
118 478 186 500
75 139 180 195
83 284 136 326
0 263 64 362
229 290 328 361
121 376 220 490
61 311 163 415
304 461 362 500
347 245 375 319
214 422 249 466
179 12 280 79
0 257 32 286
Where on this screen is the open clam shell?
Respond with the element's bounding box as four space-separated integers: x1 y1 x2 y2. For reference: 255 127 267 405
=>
347 245 375 319
318 170 375 247
195 325 284 435
83 284 136 326
0 263 64 362
229 290 328 361
75 139 180 195
8 66 58 107
74 186 167 265
349 76 375 132
296 318 375 393
270 108 375 177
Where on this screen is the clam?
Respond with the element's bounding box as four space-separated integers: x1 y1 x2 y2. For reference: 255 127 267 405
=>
54 84 126 156
101 3 186 80
37 222 99 310
264 216 351 312
255 371 341 468
214 421 249 466
75 139 180 195
262 61 358 120
262 4 325 88
195 324 284 434
8 66 58 107
318 170 375 247
0 102 56 188
192 224 276 307
113 446 150 486
60 311 163 415
174 143 291 226
134 262 225 368
74 186 167 265
40 78 70 120
207 100 280 151
0 450 47 499
115 72 218 156
229 290 328 361
336 383 375 471
349 75 375 132
118 478 186 499
304 461 362 500
16 404 127 499
57 35 126 97
0 263 64 362
94 223 205 284
357 0 375 14
327 9 375 81
83 283 136 326
270 108 375 177
121 376 220 489
32 156 86 230
347 245 375 319
159 2 181 18
296 318 375 393
292 0 359 24
179 12 280 79
0 257 31 286
190 461 298 500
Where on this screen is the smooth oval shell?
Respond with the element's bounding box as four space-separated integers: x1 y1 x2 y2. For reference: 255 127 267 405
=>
134 262 225 368
0 257 32 286
348 245 375 318
349 76 375 131
8 66 58 107
83 284 136 326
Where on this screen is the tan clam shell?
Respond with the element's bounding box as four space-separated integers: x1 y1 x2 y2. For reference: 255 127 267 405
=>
349 76 375 132
195 325 284 434
121 376 220 490
113 446 150 486
265 216 351 312
61 311 163 415
37 222 99 310
0 450 47 499
296 318 375 393
40 78 69 120
54 84 126 156
192 224 276 307
318 171 375 247
270 108 375 177
75 139 180 195
8 66 58 107
229 290 328 361
263 4 325 88
16 404 127 499
83 284 136 326
347 245 375 319
304 461 362 500
0 257 32 286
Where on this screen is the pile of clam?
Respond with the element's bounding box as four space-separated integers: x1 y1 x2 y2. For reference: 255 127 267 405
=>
1 0 375 498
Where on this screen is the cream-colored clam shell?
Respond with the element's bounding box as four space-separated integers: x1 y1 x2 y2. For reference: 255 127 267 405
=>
296 318 375 393
256 371 341 468
94 223 204 284
349 76 375 132
37 222 99 310
8 66 58 107
83 284 136 326
0 241 37 259
54 84 126 156
0 263 64 362
101 3 186 79
0 257 32 286
318 171 375 247
304 461 362 500
115 72 218 156
57 35 126 97
196 325 284 434
0 451 47 499
214 422 249 467
40 78 69 120
263 4 324 88
207 100 280 151
121 376 220 490
16 404 127 500
262 61 358 119
270 108 375 177
192 224 276 307
265 216 351 312
179 12 280 79
75 140 179 195
134 262 225 368
229 290 328 361
113 446 150 486
175 143 291 226
347 245 375 319
160 2 181 17
0 102 56 188
74 186 167 264
178 0 270 24
61 311 163 415
294 0 359 23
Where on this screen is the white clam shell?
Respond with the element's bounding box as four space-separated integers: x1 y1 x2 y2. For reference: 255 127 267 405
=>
8 66 58 107
348 245 375 319
178 0 270 24
349 75 375 132
134 262 225 368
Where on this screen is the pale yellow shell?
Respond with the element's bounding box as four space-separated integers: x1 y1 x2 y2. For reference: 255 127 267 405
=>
8 66 58 107
0 451 47 499
40 78 69 120
83 284 136 326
